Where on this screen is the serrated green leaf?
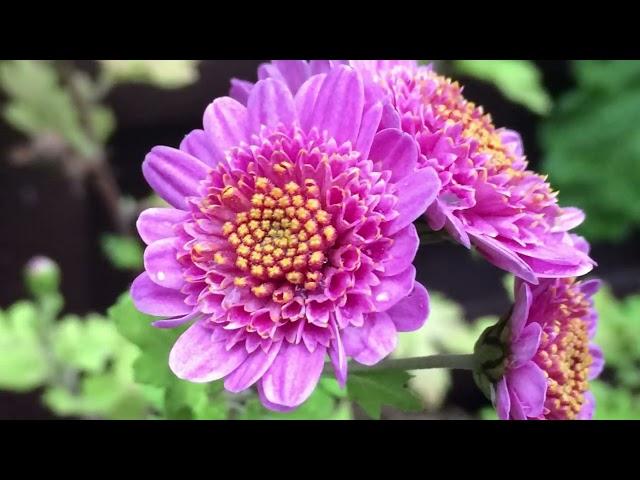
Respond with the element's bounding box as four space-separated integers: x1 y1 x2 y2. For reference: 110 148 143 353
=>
100 234 144 271
239 385 348 420
453 60 552 114
109 293 186 392
52 314 121 373
347 370 422 419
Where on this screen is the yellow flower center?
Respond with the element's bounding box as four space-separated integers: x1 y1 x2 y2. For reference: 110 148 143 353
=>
220 176 336 299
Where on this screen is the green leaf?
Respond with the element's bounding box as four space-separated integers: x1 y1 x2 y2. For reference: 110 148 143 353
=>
43 371 153 420
109 293 183 389
479 407 499 420
0 302 51 391
239 385 350 420
592 286 640 386
52 314 122 373
91 106 116 144
163 381 228 420
591 381 640 420
453 60 552 115
100 234 144 271
540 60 640 242
347 370 422 419
0 60 97 156
100 60 201 89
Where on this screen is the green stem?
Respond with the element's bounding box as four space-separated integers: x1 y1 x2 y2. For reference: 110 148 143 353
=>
326 354 476 375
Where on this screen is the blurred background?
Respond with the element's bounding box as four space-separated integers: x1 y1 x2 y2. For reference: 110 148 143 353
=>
1 60 639 420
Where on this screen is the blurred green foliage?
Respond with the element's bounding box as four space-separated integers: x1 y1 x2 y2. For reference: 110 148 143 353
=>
0 60 114 156
540 60 640 242
99 60 201 89
0 260 155 419
100 234 144 271
452 60 552 115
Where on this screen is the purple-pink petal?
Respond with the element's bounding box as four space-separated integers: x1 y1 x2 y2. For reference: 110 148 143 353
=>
382 224 419 276
224 341 283 393
385 167 440 236
179 129 223 167
136 208 187 245
470 233 538 284
371 265 416 311
369 129 419 182
342 311 397 366
260 342 326 408
511 322 542 368
203 97 249 153
142 146 209 210
247 78 297 132
508 362 547 418
589 345 604 380
130 272 191 317
385 282 430 332
169 322 248 383
307 65 364 145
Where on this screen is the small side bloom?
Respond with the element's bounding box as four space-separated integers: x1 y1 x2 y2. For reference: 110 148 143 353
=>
492 276 603 420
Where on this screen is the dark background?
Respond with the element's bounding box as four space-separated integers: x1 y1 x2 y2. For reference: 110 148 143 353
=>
2 60 638 419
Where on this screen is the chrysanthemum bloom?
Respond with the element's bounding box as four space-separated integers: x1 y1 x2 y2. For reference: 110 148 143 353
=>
476 274 603 420
131 65 440 410
232 61 595 284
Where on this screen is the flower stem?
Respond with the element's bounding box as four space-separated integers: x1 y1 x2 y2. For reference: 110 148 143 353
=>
329 354 476 375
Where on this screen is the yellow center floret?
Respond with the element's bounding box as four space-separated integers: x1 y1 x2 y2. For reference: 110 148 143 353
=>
221 176 336 301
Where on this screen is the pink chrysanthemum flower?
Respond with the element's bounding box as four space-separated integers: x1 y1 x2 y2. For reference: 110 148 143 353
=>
132 65 440 411
490 273 603 420
233 61 595 284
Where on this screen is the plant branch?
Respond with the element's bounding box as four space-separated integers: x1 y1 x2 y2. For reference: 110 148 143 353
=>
324 354 476 375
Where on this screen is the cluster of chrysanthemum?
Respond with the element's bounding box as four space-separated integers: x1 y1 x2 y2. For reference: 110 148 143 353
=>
131 60 602 419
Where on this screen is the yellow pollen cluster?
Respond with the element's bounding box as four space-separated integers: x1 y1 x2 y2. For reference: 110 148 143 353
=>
425 73 517 171
221 175 336 300
537 314 592 420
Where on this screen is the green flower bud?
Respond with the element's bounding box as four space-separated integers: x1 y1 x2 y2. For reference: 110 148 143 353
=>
24 256 61 298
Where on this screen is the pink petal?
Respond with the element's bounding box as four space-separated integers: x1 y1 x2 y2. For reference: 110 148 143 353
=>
224 341 283 393
307 65 364 145
179 128 223 167
169 322 248 383
203 97 248 154
371 265 416 311
130 272 190 317
260 342 326 408
369 128 418 182
136 208 187 245
247 78 296 132
386 282 430 332
143 237 183 290
385 167 441 236
142 146 209 210
342 311 397 366
382 224 419 276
